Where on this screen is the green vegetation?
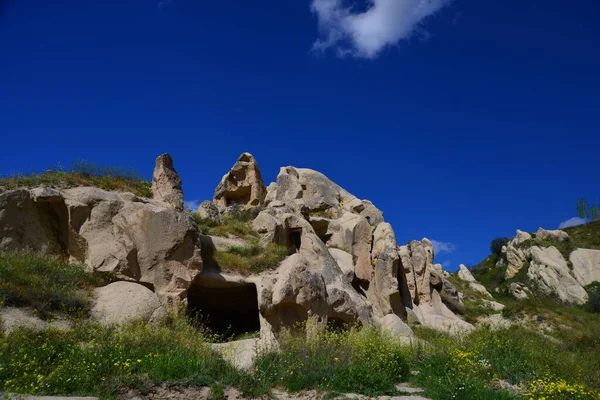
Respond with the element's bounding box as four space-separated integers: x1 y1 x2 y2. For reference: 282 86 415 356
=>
253 323 410 396
191 208 262 238
213 240 288 275
0 160 152 198
412 325 600 400
576 198 600 221
490 237 510 256
583 282 600 313
0 319 241 397
308 208 338 219
0 251 110 318
562 220 600 251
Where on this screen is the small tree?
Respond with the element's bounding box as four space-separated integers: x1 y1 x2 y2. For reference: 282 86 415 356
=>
490 237 510 255
576 198 588 219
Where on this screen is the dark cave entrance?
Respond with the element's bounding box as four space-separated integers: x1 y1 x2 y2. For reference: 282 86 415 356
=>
187 278 260 340
288 228 302 255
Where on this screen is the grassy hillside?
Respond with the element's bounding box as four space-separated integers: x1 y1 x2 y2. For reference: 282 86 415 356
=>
0 161 152 198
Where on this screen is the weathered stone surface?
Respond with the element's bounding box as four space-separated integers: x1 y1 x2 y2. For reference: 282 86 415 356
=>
481 299 505 311
329 248 354 285
505 244 527 279
508 282 531 300
458 264 476 282
514 229 532 245
379 313 414 338
368 223 405 318
536 227 570 243
0 307 71 334
196 200 221 225
570 248 600 287
91 282 168 325
528 246 588 304
214 153 266 209
269 254 329 328
0 186 203 305
152 153 184 211
413 290 474 336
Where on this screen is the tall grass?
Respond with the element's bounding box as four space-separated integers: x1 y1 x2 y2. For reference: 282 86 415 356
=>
0 160 152 197
0 251 109 318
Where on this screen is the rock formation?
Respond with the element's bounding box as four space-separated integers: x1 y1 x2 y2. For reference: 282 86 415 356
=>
213 153 266 209
497 228 600 305
152 153 184 211
457 264 493 298
0 152 476 338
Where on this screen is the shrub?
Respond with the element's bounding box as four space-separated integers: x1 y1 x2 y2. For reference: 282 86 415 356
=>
0 160 152 197
253 323 410 396
0 318 241 397
583 282 600 313
190 212 219 235
490 237 510 256
0 251 109 318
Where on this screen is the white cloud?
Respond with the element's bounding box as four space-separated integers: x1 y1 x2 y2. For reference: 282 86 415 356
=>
442 260 452 267
430 239 456 255
184 200 200 211
558 217 587 229
310 0 453 58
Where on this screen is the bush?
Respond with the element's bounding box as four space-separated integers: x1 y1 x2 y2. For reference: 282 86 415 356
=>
490 238 510 256
0 318 241 397
253 323 410 396
583 282 600 313
412 325 600 400
0 251 109 318
0 160 152 197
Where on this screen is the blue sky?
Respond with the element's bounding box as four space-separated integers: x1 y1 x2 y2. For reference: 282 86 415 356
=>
1 0 599 271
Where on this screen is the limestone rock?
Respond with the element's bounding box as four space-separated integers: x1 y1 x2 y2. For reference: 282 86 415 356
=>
329 248 355 285
505 244 527 279
514 229 532 245
91 282 168 325
481 299 505 311
151 153 184 211
527 246 588 304
413 290 474 336
536 227 570 243
457 264 476 282
196 200 221 225
379 313 414 338
368 223 405 318
508 282 531 300
214 153 266 209
270 254 329 327
0 186 203 305
570 248 600 287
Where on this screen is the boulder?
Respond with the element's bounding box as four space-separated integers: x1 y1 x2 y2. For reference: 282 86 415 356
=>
482 299 505 311
214 153 266 209
151 153 184 211
269 254 329 328
505 244 527 279
508 282 531 300
457 264 476 282
536 227 570 243
196 200 221 225
570 248 600 287
514 229 532 245
91 281 168 325
527 246 588 304
379 313 414 338
0 186 204 305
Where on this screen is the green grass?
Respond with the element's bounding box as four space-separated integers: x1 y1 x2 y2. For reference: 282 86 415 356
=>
562 220 600 251
213 241 288 275
412 325 600 400
0 251 110 318
0 318 242 398
191 208 261 239
252 322 411 396
0 160 152 198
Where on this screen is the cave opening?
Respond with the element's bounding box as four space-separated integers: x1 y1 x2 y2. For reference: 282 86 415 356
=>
288 228 302 255
187 278 260 341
